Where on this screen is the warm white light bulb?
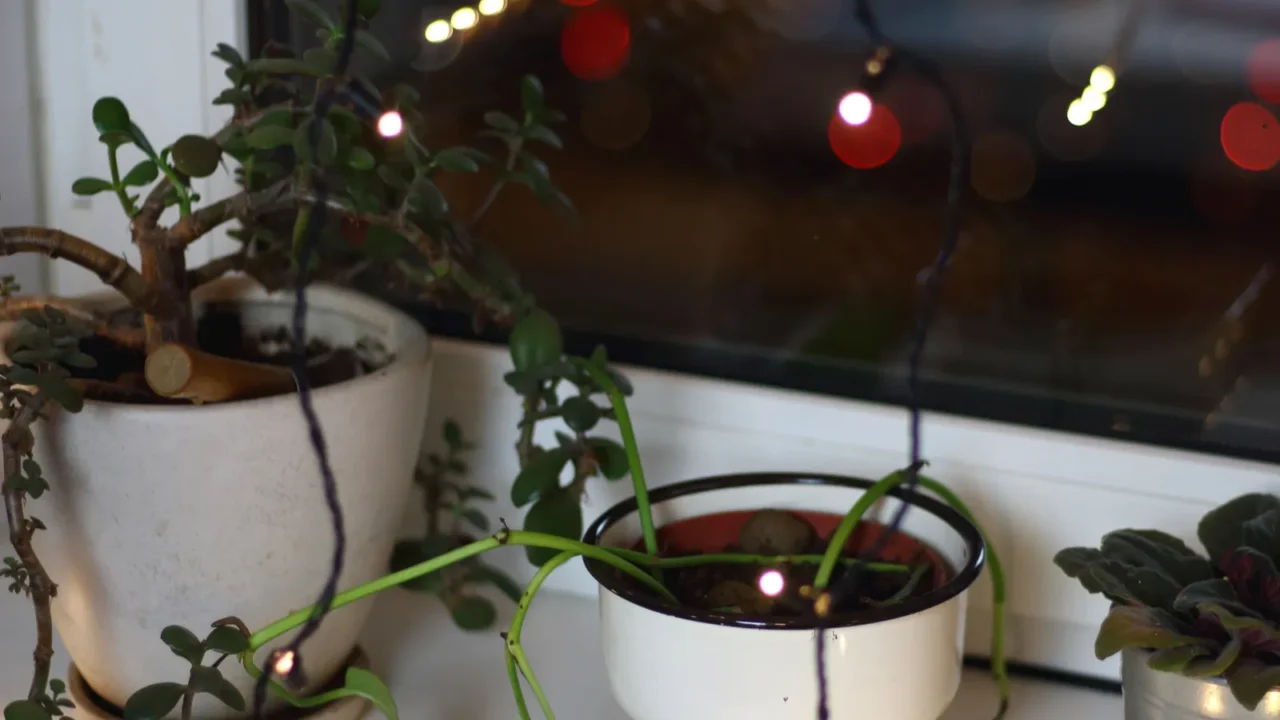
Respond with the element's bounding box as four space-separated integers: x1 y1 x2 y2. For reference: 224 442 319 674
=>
1080 86 1107 112
478 0 506 16
1066 99 1093 127
377 111 404 138
272 650 295 676
1089 65 1116 93
451 6 479 30
837 91 873 126
424 19 452 43
758 570 785 597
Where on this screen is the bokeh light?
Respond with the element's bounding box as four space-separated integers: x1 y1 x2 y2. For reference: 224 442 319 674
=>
828 103 901 169
450 6 479 30
1220 102 1280 172
1247 39 1280 104
837 92 873 126
1080 86 1107 113
971 132 1037 203
478 0 506 16
424 19 452 43
758 570 785 597
273 650 295 676
1066 99 1092 127
1037 93 1108 162
1089 65 1116 92
561 5 631 81
581 80 652 150
377 111 404 138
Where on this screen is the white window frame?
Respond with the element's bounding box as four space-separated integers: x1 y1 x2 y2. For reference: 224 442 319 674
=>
1 0 47 295
21 0 1280 686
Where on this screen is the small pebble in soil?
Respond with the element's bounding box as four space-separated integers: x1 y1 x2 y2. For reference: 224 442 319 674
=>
738 509 818 556
705 579 774 614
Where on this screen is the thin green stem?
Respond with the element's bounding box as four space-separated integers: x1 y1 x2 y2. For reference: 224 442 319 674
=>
152 159 192 217
505 550 577 720
570 358 658 558
106 146 139 218
247 530 674 651
506 647 532 720
608 547 909 573
813 469 913 589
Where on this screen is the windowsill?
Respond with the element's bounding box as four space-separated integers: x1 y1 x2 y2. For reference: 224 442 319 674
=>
362 588 1122 720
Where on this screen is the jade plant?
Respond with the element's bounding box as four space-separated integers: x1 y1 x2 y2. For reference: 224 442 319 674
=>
1056 492 1280 711
0 0 573 715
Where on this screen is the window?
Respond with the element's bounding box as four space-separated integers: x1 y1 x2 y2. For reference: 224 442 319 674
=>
251 0 1280 463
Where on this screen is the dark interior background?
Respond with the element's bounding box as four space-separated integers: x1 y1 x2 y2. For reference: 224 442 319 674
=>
251 0 1280 463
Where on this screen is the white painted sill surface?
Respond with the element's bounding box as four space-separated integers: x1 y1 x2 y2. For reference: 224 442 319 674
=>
0 587 1121 719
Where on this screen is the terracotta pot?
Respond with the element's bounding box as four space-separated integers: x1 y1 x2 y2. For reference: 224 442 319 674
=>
583 472 985 720
3 278 432 717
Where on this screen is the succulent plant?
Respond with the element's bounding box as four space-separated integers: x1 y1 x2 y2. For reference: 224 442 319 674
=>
1055 492 1280 710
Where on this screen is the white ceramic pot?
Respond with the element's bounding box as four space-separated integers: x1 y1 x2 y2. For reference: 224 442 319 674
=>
583 473 984 720
5 278 431 717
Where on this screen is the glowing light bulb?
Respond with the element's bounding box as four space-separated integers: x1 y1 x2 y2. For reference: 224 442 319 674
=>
377 111 404 138
837 91 873 126
478 0 506 15
1066 99 1093 127
758 570 785 597
1089 65 1116 93
451 7 479 30
1080 86 1107 112
424 19 452 43
272 650 295 676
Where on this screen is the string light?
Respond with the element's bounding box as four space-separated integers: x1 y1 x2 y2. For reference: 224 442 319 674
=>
758 569 786 597
272 650 296 677
450 6 479 30
1090 64 1116 92
1080 85 1107 112
837 91 873 126
1066 99 1093 127
424 19 453 43
478 0 506 16
377 111 404 138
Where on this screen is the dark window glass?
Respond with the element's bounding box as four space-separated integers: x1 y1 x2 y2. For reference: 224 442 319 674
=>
253 0 1280 462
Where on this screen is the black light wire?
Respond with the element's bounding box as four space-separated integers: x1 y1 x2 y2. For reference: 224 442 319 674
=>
250 0 361 716
812 2 971 718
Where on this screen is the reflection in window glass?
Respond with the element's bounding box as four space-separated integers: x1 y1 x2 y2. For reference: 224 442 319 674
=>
268 0 1280 461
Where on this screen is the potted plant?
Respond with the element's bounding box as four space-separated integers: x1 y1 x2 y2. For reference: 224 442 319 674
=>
0 0 570 714
1055 492 1280 717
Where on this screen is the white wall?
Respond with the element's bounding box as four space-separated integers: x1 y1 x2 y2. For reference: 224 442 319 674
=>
0 0 46 295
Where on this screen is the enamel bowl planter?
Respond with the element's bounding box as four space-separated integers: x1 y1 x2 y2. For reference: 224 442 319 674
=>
583 473 986 720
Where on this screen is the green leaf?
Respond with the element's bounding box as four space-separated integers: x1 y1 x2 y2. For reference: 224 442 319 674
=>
456 507 489 533
1173 578 1262 619
1101 529 1214 587
466 562 524 603
443 419 463 450
432 148 481 173
408 176 448 216
71 178 113 196
6 367 39 386
246 124 294 150
586 437 628 480
3 700 50 720
98 130 133 149
36 374 83 413
122 683 186 720
484 111 519 134
389 538 448 593
343 667 398 720
523 490 583 566
128 122 156 158
160 624 203 664
212 88 252 106
302 47 336 74
283 0 334 29
521 75 545 114
170 135 222 178
510 447 569 508
561 396 601 433
48 680 64 695
293 119 339 166
208 678 245 712
450 595 497 630
347 146 376 171
121 160 159 187
211 42 244 67
355 30 391 61
1145 644 1211 673
362 225 411 261
92 97 131 134
525 125 563 150
1183 635 1243 677
1228 659 1280 712
1200 493 1280 565
188 665 224 693
357 0 382 20
509 309 563 372
1242 507 1280 561
244 57 324 77
1093 605 1204 660
204 625 249 654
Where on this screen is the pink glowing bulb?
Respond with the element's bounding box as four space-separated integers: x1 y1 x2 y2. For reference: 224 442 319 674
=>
377 111 404 138
838 91 873 126
758 569 785 597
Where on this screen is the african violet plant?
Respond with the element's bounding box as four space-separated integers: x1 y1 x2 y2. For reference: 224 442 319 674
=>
1055 492 1280 711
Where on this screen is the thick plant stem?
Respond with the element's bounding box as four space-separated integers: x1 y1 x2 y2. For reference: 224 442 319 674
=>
246 530 675 651
1 398 56 701
569 358 658 557
134 228 193 350
505 550 577 720
0 228 167 316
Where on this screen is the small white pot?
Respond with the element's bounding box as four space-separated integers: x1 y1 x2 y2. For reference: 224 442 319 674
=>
583 473 984 720
5 278 431 717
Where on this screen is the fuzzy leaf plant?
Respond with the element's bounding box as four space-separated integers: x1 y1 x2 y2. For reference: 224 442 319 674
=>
1055 492 1280 710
